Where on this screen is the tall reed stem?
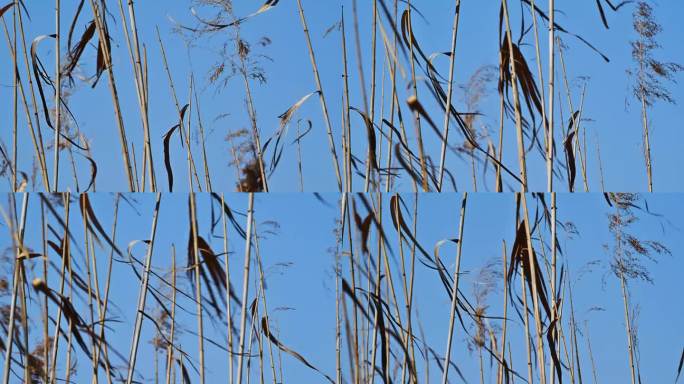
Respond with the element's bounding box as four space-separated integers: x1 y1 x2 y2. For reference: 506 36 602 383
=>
550 192 558 383
502 0 529 191
125 194 162 384
221 194 234 383
520 194 547 384
547 0 556 192
47 193 70 384
441 193 467 383
189 193 205 384
640 93 653 192
295 0 342 191
165 246 177 384
0 193 28 384
236 193 255 384
437 0 462 191
88 0 137 191
497 241 508 384
52 0 61 192
11 3 17 191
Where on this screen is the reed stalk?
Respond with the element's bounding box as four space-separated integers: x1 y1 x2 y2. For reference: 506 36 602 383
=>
520 194 547 384
501 0 529 191
295 0 343 192
404 3 429 192
164 245 177 384
441 192 467 384
437 0 462 191
0 193 28 384
189 193 205 384
125 193 162 384
47 193 71 384
236 193 255 384
220 194 234 383
52 0 61 192
547 0 556 192
87 0 136 191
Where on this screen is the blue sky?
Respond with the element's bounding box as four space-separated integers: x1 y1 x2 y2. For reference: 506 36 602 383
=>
1 1 683 191
1 192 682 382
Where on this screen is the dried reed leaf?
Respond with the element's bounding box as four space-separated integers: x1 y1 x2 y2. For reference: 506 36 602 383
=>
564 111 580 192
521 0 610 62
353 207 373 254
79 194 122 257
0 2 13 17
30 34 87 150
278 91 318 129
595 0 631 28
261 316 335 383
190 0 279 31
62 20 96 79
163 104 189 192
32 279 98 361
350 107 379 172
78 153 97 192
507 220 552 319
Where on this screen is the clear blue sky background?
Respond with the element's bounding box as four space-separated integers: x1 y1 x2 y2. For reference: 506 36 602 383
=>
1 1 683 191
1 192 682 382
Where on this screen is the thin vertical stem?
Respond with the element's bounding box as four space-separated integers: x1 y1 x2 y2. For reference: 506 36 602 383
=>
165 246 177 384
547 0 556 192
52 0 61 192
11 2 18 191
620 273 637 384
189 193 205 384
228 19 268 192
585 323 599 384
48 193 71 384
521 263 534 384
364 0 379 191
441 193 468 384
550 192 558 384
527 0 550 192
405 2 429 192
94 195 120 384
341 8 353 192
251 219 278 383
0 194 29 384
437 0 462 191
521 194 547 384
40 200 49 383
124 0 156 191
335 194 348 384
220 194 234 384
502 0 529 191
498 241 509 384
87 0 136 191
125 194 162 384
295 0 342 191
194 87 212 191
236 193 255 384
155 27 202 191
16 3 50 189
495 93 505 192
640 95 653 192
